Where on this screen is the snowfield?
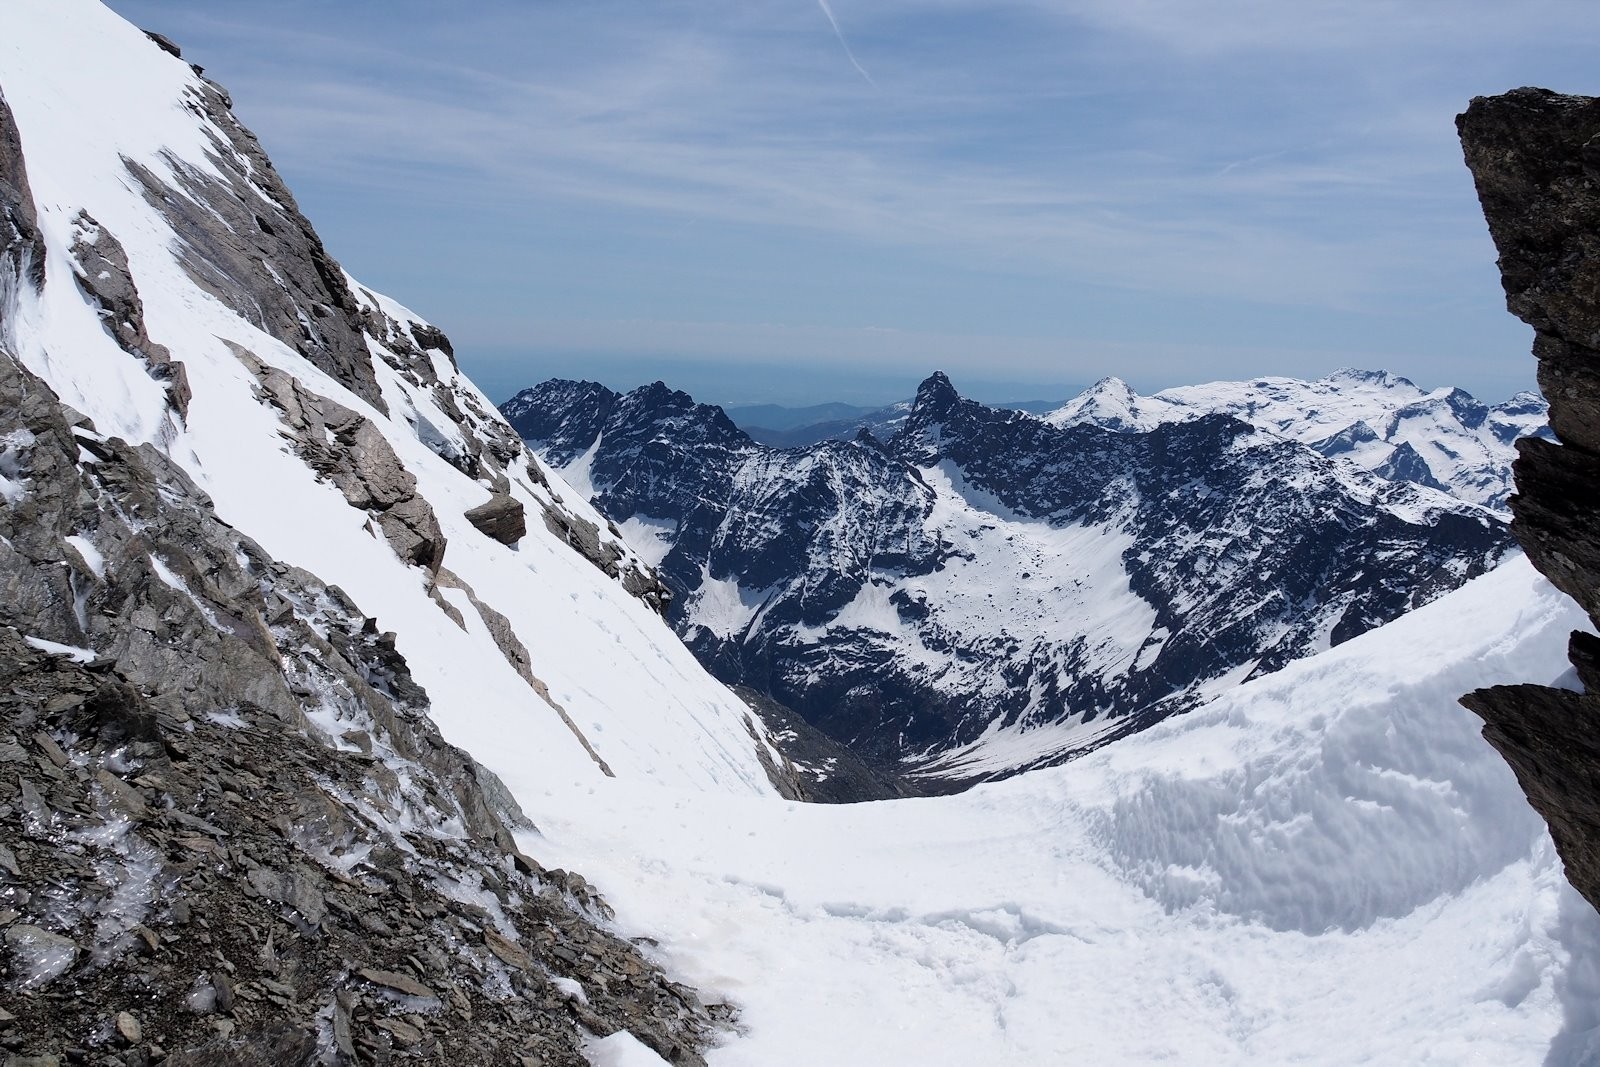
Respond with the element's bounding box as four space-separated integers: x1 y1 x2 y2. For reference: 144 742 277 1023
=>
525 557 1600 1065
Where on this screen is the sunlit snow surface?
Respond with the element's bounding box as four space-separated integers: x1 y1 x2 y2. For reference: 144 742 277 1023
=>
526 559 1600 1065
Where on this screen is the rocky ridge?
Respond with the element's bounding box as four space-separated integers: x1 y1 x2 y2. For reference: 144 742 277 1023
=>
506 371 1514 783
1458 88 1600 916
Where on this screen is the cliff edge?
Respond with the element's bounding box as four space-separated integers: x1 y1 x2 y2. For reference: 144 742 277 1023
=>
1458 88 1600 914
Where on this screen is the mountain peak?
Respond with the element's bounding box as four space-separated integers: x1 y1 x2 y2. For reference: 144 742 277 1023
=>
912 370 961 418
1327 367 1418 391
1088 375 1136 397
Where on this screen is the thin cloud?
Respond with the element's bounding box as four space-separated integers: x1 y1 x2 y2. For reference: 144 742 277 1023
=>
813 0 876 86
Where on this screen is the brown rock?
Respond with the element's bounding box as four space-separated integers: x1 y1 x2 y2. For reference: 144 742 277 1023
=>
357 967 435 1000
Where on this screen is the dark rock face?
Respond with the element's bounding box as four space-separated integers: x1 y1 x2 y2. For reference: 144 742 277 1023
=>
465 492 527 545
143 30 182 59
1458 87 1600 915
0 330 726 1064
0 88 45 290
122 76 388 414
508 371 1512 778
728 687 911 803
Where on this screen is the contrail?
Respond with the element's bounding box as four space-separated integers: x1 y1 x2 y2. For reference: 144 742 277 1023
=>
815 0 876 87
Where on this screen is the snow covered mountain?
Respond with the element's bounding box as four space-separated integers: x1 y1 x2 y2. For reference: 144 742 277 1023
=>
505 372 1514 783
1046 368 1548 511
0 3 793 1061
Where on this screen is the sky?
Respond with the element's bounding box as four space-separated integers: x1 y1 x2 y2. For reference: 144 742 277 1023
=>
104 0 1600 408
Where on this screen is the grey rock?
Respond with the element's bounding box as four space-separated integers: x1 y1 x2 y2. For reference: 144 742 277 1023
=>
123 86 387 414
0 88 45 290
142 31 181 58
244 866 326 926
31 733 68 768
374 1017 422 1046
67 211 189 416
231 347 445 572
357 967 434 1000
160 1024 318 1067
94 769 151 821
464 492 526 545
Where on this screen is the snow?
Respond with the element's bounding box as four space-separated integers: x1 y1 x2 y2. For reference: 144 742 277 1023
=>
685 569 769 641
616 515 678 568
560 435 604 497
5 925 78 991
65 533 105 578
24 636 95 663
584 1031 673 1067
524 558 1600 1065
0 427 35 502
1046 368 1543 511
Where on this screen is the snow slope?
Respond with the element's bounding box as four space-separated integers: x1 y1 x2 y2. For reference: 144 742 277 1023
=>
1047 369 1549 511
527 556 1600 1065
0 0 779 799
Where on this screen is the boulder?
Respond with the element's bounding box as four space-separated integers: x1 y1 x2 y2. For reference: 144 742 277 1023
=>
465 492 526 545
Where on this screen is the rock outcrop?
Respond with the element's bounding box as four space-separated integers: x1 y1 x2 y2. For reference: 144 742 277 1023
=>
123 71 389 414
1458 87 1600 914
68 210 190 417
0 89 44 290
465 492 527 546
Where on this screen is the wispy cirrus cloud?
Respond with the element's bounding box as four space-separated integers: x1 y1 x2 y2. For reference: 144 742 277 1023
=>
813 0 876 86
101 0 1596 401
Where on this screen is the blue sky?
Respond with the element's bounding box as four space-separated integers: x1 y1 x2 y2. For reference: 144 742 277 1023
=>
108 0 1600 406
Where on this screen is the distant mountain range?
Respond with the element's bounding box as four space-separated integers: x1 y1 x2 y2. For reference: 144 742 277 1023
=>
1046 369 1547 511
503 369 1519 785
